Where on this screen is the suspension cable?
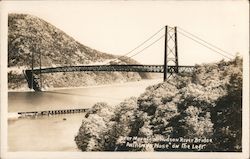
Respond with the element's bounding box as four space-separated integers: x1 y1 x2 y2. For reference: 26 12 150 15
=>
112 26 165 63
177 30 232 60
127 34 165 59
178 27 234 57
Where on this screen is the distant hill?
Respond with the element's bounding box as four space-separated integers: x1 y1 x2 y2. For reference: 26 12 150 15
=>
8 13 151 90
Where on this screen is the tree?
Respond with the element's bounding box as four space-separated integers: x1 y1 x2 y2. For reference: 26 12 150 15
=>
209 60 242 151
102 97 138 151
75 102 115 151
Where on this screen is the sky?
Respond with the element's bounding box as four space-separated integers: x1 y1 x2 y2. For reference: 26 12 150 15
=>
1 1 249 65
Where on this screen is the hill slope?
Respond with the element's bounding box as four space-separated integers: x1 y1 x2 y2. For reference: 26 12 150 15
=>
8 13 150 90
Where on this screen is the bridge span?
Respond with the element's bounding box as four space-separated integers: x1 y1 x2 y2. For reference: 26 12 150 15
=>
24 25 196 91
29 65 194 74
24 64 194 91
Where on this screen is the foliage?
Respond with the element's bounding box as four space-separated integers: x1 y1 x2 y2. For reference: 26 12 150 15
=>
208 56 243 151
75 102 115 151
75 57 242 151
75 98 138 151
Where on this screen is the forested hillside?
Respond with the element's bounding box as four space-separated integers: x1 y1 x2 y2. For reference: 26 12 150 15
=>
75 57 242 152
8 13 150 90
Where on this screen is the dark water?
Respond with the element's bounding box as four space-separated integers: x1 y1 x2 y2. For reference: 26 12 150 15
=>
8 79 161 151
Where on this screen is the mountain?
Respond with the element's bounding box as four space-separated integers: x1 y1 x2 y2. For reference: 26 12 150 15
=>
8 13 151 90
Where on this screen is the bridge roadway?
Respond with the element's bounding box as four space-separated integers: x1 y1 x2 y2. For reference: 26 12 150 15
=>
29 64 194 74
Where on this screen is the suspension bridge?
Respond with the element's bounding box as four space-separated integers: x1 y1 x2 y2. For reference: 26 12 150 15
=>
24 25 234 91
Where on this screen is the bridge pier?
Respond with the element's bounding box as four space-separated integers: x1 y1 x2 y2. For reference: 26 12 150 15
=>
24 70 41 91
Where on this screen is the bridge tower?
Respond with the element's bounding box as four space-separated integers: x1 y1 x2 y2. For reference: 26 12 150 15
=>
164 26 179 81
28 48 42 91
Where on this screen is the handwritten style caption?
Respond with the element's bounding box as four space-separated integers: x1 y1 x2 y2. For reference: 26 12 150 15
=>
118 136 213 151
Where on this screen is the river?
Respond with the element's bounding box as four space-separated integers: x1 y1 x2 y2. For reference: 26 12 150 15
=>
8 79 162 151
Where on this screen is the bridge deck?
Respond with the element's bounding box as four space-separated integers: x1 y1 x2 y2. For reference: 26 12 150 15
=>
29 65 194 74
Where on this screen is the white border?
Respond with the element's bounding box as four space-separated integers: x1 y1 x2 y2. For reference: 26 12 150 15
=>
1 1 8 159
1 1 249 159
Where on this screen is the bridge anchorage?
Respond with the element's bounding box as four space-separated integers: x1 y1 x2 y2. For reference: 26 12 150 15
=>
24 25 195 91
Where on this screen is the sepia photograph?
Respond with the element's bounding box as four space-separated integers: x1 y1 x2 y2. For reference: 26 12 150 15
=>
1 0 249 159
